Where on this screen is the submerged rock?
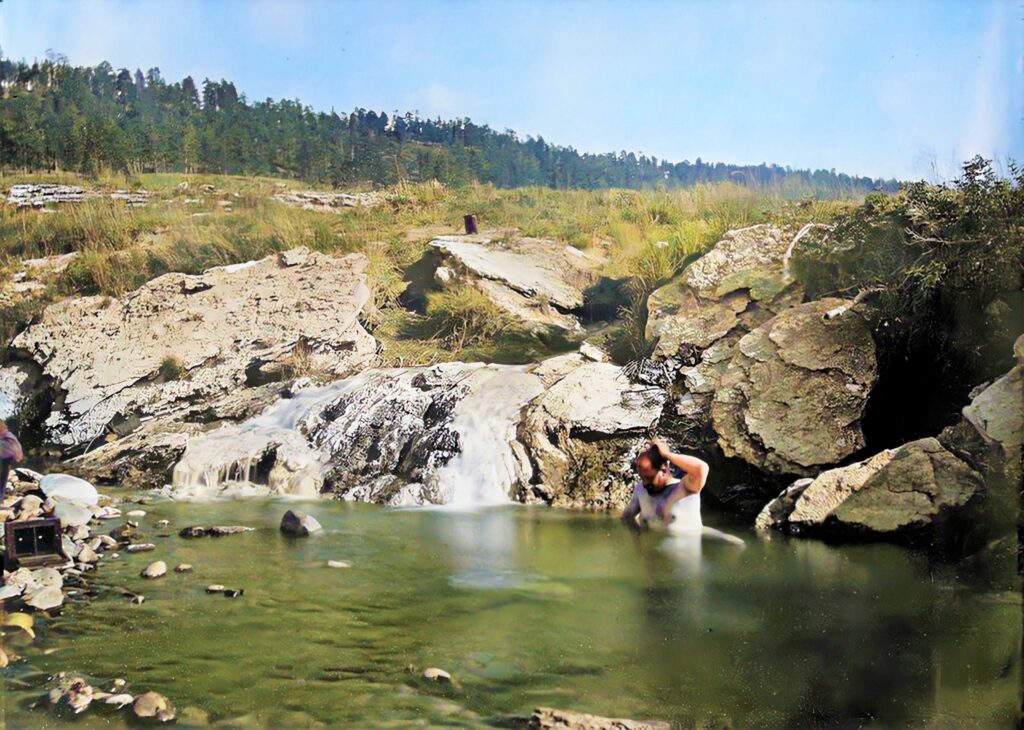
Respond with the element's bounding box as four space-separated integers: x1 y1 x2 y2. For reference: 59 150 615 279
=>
711 298 877 476
280 510 322 537
141 561 167 579
14 247 376 449
132 691 175 722
757 437 984 536
24 585 64 611
530 706 670 730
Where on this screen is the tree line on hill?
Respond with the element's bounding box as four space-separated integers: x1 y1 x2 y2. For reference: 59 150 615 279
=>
0 54 900 194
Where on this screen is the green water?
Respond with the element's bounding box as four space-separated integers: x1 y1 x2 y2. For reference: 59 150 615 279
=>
2 497 1020 728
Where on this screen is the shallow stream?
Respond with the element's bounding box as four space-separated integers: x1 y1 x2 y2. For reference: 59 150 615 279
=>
2 496 1020 728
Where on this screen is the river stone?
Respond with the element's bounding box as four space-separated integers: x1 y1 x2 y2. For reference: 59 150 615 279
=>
133 691 175 721
205 584 226 593
757 438 984 536
711 298 877 476
17 494 44 517
31 568 63 589
0 584 24 600
530 707 670 730
208 525 256 536
13 247 376 448
422 667 452 683
141 561 167 579
429 234 602 332
24 585 64 611
104 693 134 708
51 499 94 528
179 525 207 538
126 509 146 517
77 545 99 564
127 543 156 553
327 560 351 569
174 563 193 573
39 474 99 505
280 510 321 537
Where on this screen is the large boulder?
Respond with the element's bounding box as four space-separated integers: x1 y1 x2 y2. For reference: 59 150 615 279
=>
518 359 667 509
756 437 983 536
940 333 1023 485
711 298 877 476
12 247 375 449
644 225 806 445
430 234 601 332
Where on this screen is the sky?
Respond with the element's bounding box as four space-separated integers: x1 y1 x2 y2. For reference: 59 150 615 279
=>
2 0 1021 181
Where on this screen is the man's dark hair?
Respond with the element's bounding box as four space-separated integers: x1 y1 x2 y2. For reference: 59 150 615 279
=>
635 444 666 471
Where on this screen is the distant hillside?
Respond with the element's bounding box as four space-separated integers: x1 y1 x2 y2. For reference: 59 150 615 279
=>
0 57 899 195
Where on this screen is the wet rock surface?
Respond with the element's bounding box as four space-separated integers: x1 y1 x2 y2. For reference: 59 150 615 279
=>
529 706 671 730
280 509 322 536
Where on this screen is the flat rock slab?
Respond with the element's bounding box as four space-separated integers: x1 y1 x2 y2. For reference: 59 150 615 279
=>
14 247 376 447
431 235 601 331
530 706 670 730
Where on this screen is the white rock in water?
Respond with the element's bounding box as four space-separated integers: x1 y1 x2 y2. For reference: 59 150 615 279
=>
0 583 24 600
126 510 146 517
31 568 63 589
141 561 167 579
327 560 351 569
17 494 44 516
127 543 156 553
25 585 64 611
104 693 134 708
51 499 94 527
280 510 322 537
133 691 175 721
174 564 193 573
39 474 99 505
422 667 452 683
205 584 225 593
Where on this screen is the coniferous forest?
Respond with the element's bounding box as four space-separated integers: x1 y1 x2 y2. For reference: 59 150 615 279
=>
0 56 899 194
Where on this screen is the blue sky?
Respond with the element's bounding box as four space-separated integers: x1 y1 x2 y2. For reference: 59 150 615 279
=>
3 0 1021 181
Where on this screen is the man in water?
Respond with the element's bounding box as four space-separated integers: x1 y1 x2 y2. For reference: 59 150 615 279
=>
0 419 24 502
621 437 708 531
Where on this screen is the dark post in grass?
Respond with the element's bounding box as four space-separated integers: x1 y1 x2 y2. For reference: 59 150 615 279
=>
463 214 478 234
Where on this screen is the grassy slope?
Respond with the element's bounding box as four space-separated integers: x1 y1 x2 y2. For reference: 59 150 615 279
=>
0 172 856 367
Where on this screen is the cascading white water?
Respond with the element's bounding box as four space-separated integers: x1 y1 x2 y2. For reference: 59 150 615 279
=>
170 377 362 498
170 366 544 507
434 367 543 508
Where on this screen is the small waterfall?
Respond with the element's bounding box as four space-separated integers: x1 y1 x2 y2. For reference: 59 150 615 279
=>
170 366 544 507
171 377 361 497
435 367 543 508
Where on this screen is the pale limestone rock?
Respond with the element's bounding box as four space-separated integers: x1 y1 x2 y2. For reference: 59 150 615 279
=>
14 248 375 447
430 234 601 332
757 438 983 535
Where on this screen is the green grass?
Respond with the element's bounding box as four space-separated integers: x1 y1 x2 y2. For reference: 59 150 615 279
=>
0 172 864 364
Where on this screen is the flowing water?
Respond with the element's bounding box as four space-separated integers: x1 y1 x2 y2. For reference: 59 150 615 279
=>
1 496 1019 728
